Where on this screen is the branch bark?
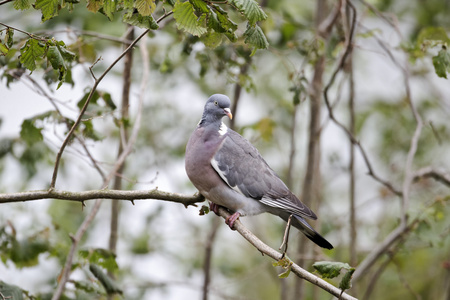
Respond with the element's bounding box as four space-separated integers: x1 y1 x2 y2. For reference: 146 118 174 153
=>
0 188 204 206
215 207 358 300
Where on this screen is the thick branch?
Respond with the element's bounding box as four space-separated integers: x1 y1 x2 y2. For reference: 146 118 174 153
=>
215 207 358 300
0 189 204 206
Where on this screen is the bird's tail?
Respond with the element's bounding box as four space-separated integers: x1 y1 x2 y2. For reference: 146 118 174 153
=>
280 213 333 250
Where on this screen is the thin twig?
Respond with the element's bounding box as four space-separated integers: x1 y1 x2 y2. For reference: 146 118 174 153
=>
413 167 450 186
215 207 358 300
202 217 221 300
279 214 293 259
0 22 47 41
49 29 149 188
0 0 14 5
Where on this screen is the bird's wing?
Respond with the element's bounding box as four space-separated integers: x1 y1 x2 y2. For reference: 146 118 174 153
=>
211 129 317 220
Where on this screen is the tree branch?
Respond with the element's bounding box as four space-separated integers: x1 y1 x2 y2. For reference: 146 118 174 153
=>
215 207 358 300
413 167 450 186
0 188 204 206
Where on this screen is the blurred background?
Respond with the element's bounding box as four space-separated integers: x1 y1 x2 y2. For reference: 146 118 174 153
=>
0 0 449 299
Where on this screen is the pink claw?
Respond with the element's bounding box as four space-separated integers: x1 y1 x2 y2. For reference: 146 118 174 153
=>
209 202 220 215
225 212 240 230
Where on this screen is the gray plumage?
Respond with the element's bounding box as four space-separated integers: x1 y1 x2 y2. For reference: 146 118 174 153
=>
185 94 333 249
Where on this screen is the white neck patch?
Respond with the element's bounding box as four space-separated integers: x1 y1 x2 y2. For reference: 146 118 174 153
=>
219 122 228 136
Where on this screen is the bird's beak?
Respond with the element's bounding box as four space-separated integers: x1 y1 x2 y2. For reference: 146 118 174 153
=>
224 108 233 120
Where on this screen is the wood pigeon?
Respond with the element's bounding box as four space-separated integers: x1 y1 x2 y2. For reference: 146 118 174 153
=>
185 94 333 249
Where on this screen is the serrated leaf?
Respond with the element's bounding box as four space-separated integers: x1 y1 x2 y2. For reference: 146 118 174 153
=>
135 0 155 16
20 119 43 146
173 1 207 36
123 13 159 30
432 47 450 79
35 0 59 21
230 0 267 25
47 45 66 71
13 0 32 10
190 0 208 13
122 0 133 9
89 264 123 295
20 39 45 72
211 6 238 34
313 261 353 279
102 0 116 20
0 281 24 300
244 24 268 50
86 0 103 12
339 268 355 291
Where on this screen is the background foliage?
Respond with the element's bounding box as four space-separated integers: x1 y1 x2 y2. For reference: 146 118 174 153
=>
1 0 450 299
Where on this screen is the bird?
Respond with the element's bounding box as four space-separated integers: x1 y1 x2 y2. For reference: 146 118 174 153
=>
185 94 333 250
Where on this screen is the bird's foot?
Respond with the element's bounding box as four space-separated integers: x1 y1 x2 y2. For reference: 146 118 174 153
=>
225 212 240 230
209 202 220 216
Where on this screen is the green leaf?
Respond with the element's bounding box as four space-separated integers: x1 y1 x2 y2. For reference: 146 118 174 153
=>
79 248 119 272
0 138 13 159
102 0 116 20
19 39 46 72
10 237 50 268
6 28 14 48
202 31 222 48
272 257 293 278
173 1 207 37
0 281 24 300
339 268 355 291
278 267 291 278
13 0 32 10
230 0 267 25
432 47 450 79
135 0 155 16
123 12 159 30
20 119 43 146
35 0 59 21
0 43 8 56
244 24 269 50
313 261 353 279
86 0 103 12
417 27 450 46
190 0 208 13
89 264 123 295
47 45 66 71
199 205 210 215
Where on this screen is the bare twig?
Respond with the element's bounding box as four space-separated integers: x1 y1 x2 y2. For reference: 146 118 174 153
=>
215 207 358 300
279 214 293 259
108 27 135 292
0 22 47 41
413 167 450 186
0 0 14 5
322 1 403 197
202 217 221 300
49 28 150 188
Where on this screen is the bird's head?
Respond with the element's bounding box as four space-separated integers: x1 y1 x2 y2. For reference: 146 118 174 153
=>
203 94 233 122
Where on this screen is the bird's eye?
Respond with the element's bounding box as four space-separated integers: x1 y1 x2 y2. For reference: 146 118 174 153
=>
214 101 218 106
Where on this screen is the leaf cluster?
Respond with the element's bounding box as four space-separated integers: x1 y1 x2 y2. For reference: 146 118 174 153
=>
404 26 450 79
